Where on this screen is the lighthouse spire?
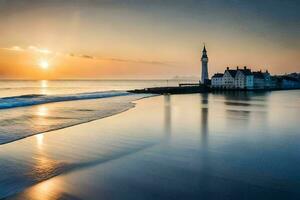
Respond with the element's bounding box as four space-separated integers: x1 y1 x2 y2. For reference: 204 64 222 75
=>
203 43 207 53
201 44 209 83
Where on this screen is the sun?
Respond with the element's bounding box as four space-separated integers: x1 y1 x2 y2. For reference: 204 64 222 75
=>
39 60 49 69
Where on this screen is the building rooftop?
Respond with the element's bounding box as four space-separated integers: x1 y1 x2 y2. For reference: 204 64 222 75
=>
226 69 238 77
213 67 273 80
212 73 223 78
253 71 265 79
240 69 252 76
281 76 300 82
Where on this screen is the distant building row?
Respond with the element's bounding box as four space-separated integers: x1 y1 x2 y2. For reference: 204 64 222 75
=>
211 67 300 90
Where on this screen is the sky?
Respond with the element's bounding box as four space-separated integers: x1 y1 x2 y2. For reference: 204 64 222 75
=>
0 0 299 79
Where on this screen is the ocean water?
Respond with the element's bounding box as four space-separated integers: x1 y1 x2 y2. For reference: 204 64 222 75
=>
0 92 156 144
0 80 184 98
0 80 181 144
0 80 300 199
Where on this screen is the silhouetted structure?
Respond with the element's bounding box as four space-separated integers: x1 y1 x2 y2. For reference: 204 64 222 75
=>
201 45 209 84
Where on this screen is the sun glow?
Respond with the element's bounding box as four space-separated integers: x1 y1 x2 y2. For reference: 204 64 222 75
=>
39 60 49 69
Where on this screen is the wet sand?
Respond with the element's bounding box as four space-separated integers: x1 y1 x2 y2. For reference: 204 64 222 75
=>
2 91 300 200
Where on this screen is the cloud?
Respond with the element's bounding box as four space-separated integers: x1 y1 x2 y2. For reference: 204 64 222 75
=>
1 46 25 52
1 46 52 54
28 46 52 54
107 58 169 65
68 53 170 66
1 45 173 66
69 53 95 59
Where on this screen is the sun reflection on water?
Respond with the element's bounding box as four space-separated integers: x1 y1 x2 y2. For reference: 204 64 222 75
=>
40 80 48 95
34 105 50 128
37 105 49 117
26 177 64 200
36 134 44 148
29 128 66 200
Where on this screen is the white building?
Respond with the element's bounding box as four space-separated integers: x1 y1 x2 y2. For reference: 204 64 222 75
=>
211 73 223 88
234 67 254 89
222 68 236 88
211 66 254 89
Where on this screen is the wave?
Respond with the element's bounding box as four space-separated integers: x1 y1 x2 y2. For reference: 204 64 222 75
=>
0 91 131 109
0 92 155 145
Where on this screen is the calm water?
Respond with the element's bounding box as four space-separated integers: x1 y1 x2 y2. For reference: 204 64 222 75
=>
0 81 300 199
0 80 186 98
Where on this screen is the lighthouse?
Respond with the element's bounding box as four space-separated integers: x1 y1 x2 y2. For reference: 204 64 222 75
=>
201 45 209 84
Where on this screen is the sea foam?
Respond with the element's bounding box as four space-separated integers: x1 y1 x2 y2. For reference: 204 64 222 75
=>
0 91 154 145
0 91 131 109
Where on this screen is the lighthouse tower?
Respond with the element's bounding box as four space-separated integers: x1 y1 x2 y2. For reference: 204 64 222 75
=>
201 45 209 84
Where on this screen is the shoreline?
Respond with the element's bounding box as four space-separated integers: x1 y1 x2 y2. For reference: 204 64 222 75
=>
0 94 157 146
2 88 299 146
0 95 164 199
0 105 134 146
2 91 300 200
129 85 300 94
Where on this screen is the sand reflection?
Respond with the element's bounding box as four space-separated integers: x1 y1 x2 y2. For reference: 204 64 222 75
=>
200 93 209 145
34 105 51 128
35 134 44 149
26 124 66 199
36 105 49 117
23 178 67 200
164 95 172 140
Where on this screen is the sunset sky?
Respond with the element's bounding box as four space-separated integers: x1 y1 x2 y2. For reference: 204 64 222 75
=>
0 0 299 79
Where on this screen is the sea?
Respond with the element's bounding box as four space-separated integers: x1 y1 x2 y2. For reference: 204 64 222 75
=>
0 80 300 199
0 80 181 144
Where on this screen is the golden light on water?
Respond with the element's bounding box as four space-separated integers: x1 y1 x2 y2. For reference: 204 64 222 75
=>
40 80 48 95
36 134 44 148
37 105 49 117
26 177 64 200
41 80 48 88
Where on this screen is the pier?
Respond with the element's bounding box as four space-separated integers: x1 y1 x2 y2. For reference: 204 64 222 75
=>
129 84 210 94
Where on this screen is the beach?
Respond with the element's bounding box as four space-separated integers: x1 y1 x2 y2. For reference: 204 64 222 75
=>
1 87 300 199
1 1 300 199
